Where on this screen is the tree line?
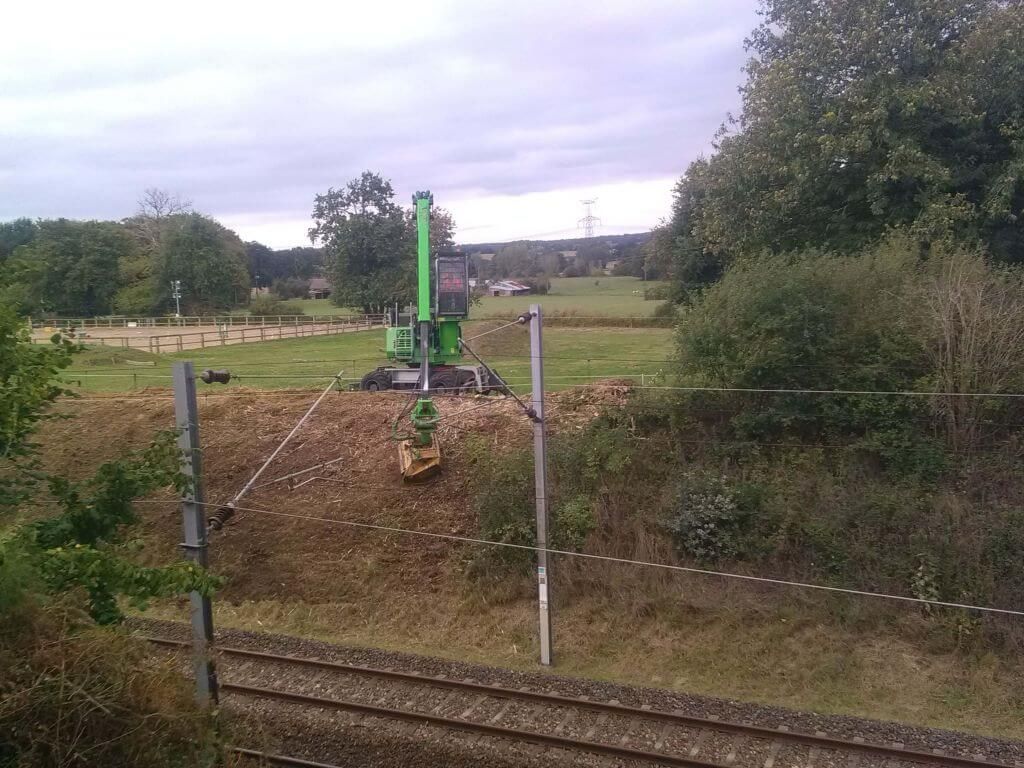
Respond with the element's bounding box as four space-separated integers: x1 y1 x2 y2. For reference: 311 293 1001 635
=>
0 190 330 318
650 0 1024 298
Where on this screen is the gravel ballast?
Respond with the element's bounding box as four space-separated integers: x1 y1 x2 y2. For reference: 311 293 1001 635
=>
132 617 1024 768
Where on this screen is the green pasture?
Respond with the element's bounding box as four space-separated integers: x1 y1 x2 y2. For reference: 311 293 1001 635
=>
60 325 673 393
292 276 666 319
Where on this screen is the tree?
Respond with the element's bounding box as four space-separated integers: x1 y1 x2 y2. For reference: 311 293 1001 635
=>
0 304 221 764
244 243 323 286
8 220 140 316
310 171 457 313
245 241 275 288
666 0 1024 291
494 243 532 277
0 218 37 264
117 189 194 313
156 214 250 312
577 241 612 269
123 188 193 254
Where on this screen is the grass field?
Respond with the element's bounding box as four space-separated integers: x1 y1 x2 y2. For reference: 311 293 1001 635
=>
293 276 666 318
61 277 673 393
61 325 673 393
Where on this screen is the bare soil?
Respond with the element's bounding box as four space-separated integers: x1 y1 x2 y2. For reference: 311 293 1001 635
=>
40 385 629 604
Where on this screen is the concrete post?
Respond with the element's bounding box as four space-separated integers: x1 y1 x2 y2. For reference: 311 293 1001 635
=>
529 304 553 666
172 361 219 706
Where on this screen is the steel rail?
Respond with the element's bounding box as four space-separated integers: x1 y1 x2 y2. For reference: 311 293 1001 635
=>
148 636 1009 768
222 681 721 768
230 747 342 767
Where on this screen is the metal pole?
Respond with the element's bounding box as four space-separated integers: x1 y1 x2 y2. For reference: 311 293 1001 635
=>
529 304 553 666
172 361 219 706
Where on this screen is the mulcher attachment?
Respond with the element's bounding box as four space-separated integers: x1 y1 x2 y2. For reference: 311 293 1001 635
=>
398 397 442 482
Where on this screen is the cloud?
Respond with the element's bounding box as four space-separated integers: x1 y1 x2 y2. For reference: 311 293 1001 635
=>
0 0 759 247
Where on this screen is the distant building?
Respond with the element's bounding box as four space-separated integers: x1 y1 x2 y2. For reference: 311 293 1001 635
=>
308 278 332 299
477 253 496 262
488 280 532 297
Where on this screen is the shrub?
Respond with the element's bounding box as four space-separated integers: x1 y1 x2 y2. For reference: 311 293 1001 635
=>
465 412 642 578
675 241 938 468
0 600 222 767
248 294 306 317
522 276 550 295
643 283 671 301
554 495 596 551
664 473 762 563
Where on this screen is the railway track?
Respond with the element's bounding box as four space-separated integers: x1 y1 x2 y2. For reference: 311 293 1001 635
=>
150 636 1017 768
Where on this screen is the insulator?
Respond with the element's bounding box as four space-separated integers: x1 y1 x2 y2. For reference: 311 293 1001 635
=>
208 505 236 531
200 369 232 385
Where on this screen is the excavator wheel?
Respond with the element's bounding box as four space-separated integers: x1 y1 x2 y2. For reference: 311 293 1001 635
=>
455 369 478 395
361 370 392 391
429 370 458 394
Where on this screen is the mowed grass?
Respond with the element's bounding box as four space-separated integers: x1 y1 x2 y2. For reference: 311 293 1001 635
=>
294 277 666 318
60 325 673 393
477 276 666 318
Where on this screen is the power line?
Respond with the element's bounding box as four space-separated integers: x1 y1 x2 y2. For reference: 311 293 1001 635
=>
140 498 1024 619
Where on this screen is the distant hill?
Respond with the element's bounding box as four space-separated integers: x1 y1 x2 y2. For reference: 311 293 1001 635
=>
457 232 652 254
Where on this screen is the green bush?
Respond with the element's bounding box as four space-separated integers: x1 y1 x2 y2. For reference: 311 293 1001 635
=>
674 241 943 473
465 412 642 578
248 294 306 317
643 283 671 301
554 495 596 551
522 276 550 295
665 473 764 563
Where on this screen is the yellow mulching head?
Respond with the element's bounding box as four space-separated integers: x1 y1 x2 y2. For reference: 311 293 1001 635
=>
398 433 442 482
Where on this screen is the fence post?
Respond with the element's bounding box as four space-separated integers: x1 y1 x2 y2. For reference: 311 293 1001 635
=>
171 361 218 706
529 303 553 666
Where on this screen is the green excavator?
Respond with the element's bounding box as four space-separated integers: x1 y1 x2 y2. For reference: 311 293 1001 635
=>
359 190 508 481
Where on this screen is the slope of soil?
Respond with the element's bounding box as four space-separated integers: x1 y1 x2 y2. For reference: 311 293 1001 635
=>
40 386 624 604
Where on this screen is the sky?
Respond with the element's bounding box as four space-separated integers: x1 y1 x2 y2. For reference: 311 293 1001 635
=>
0 1 760 248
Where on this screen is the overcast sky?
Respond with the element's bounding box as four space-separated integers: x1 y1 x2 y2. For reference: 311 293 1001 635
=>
1 1 759 248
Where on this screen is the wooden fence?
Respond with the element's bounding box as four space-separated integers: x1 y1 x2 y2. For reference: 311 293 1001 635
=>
56 318 383 353
33 314 383 330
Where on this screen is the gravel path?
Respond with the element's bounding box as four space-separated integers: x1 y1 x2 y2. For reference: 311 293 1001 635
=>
132 618 1024 768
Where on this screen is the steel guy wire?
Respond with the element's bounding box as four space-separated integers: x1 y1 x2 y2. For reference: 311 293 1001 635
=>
458 336 538 421
140 498 1024 619
226 368 345 508
462 315 532 346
